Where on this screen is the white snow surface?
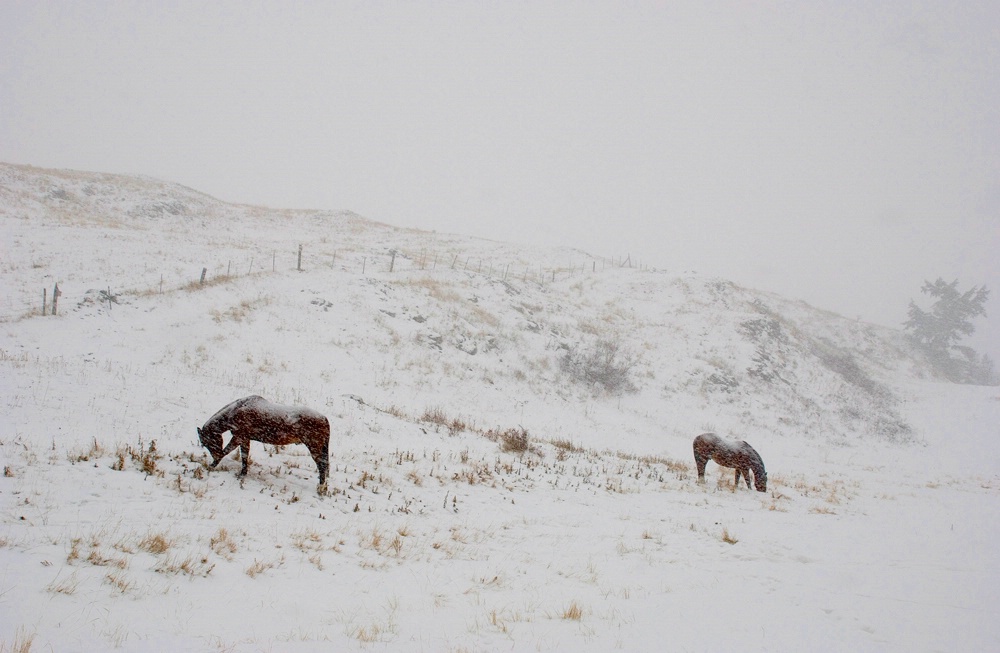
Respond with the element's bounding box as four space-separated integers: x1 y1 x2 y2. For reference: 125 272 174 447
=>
2 163 999 651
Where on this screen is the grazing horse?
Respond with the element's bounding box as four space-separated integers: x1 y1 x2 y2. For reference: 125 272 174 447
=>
693 432 767 492
198 395 330 491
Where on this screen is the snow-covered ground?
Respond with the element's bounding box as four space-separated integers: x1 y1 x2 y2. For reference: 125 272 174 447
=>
2 163 998 651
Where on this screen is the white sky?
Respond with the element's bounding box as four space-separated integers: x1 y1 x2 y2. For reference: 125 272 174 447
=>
2 1 998 359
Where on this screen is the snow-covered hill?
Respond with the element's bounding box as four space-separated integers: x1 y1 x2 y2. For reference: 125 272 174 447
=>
2 163 998 651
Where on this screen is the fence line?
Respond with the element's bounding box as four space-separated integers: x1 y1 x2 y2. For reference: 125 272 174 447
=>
1 244 652 323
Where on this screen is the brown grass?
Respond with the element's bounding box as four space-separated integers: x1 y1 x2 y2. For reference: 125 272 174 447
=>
561 601 584 620
139 532 171 555
210 528 237 559
0 628 35 653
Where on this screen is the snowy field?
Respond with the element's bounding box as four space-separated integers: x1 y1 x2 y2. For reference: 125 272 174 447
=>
2 163 999 652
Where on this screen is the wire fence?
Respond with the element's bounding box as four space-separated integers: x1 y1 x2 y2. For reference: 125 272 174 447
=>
1 243 651 323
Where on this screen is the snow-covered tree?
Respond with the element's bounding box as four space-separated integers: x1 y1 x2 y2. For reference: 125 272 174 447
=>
904 278 993 384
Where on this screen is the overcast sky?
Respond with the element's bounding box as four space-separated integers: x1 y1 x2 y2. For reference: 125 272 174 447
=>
2 1 998 358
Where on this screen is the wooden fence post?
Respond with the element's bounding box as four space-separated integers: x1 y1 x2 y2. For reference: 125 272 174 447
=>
42 288 47 316
297 244 303 271
200 268 207 285
52 283 61 315
389 250 396 273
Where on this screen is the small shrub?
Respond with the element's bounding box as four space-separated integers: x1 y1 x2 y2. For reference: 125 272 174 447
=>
559 337 638 395
141 440 160 475
498 428 530 454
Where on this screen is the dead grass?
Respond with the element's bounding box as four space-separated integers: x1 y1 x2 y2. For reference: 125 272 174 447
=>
139 532 172 555
561 601 584 620
210 528 237 559
104 569 134 594
0 628 35 653
245 558 280 578
210 296 271 322
155 554 215 577
721 528 739 545
492 427 531 454
46 572 80 595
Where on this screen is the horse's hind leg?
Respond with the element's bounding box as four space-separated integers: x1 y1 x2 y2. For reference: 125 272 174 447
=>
238 441 251 476
306 439 329 489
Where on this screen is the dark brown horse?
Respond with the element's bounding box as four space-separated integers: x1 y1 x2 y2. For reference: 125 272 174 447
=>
693 432 767 492
198 395 330 491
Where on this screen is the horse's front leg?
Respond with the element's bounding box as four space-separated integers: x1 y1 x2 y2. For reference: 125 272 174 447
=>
238 440 251 477
738 467 751 489
215 434 243 466
694 455 708 482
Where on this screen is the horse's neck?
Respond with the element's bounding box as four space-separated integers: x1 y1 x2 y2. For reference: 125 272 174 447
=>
740 443 763 470
204 396 256 433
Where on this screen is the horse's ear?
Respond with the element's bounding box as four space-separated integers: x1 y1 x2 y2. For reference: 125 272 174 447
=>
197 427 202 436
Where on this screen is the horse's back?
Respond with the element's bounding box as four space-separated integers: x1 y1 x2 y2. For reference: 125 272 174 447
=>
252 399 325 424
204 395 264 429
693 432 722 451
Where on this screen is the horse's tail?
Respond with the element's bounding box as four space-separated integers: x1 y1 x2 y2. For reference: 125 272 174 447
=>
319 417 331 483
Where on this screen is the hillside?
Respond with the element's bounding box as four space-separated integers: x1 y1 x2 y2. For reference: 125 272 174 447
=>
1 163 998 652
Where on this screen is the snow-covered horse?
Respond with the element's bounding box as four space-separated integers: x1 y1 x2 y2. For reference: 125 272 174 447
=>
693 432 767 492
198 395 330 491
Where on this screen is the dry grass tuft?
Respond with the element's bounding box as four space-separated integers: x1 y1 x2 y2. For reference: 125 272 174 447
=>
421 406 448 427
245 559 275 578
210 528 237 559
561 601 584 620
139 532 172 555
46 572 80 595
721 528 739 545
490 427 531 454
155 554 215 577
0 627 35 653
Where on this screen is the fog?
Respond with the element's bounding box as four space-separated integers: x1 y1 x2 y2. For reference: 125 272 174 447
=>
2 2 997 359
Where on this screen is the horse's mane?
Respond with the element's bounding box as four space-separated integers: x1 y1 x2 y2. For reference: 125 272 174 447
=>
202 395 262 431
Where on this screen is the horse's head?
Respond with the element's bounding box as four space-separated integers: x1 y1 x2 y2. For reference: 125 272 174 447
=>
754 469 767 493
197 427 223 464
